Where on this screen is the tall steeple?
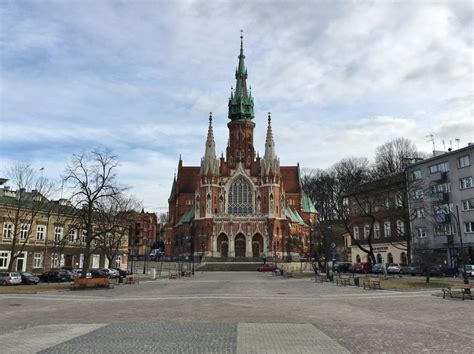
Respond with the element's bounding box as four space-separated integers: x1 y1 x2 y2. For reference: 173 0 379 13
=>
201 112 220 176
228 31 254 121
261 112 280 176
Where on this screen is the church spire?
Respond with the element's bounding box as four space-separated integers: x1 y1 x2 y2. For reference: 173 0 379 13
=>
261 112 280 176
201 112 220 176
228 30 254 121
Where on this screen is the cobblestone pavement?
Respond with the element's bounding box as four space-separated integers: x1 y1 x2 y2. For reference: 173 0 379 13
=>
0 272 472 353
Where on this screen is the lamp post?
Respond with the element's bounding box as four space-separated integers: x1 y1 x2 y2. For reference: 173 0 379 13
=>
143 238 148 275
454 206 468 284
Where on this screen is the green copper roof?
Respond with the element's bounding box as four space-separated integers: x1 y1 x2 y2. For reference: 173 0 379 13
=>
301 192 318 213
285 207 308 227
168 176 176 202
175 207 195 227
228 33 254 121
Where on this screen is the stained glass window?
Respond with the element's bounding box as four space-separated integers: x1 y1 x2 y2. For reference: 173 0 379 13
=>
228 177 253 215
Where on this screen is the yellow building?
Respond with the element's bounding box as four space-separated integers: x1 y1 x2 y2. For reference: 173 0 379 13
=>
0 186 128 273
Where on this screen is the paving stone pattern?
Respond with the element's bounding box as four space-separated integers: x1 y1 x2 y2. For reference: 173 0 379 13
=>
41 322 237 354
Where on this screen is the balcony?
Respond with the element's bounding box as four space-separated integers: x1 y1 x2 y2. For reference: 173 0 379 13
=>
433 213 451 223
430 192 449 203
429 171 447 183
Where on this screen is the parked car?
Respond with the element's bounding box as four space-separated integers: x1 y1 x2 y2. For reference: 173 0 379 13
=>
403 264 422 276
149 249 164 258
256 264 277 272
372 263 384 274
353 263 372 273
39 270 69 282
74 269 92 279
333 262 352 273
387 263 401 274
0 272 22 285
422 265 457 277
19 272 40 285
90 269 109 278
458 265 474 277
101 268 120 278
113 268 130 277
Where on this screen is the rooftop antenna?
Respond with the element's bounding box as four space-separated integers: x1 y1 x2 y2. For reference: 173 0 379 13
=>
426 133 435 151
455 138 460 149
442 139 446 151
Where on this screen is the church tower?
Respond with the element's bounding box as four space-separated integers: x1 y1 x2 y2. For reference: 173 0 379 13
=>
226 32 256 170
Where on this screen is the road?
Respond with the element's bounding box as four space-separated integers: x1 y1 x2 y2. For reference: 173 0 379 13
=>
0 272 472 353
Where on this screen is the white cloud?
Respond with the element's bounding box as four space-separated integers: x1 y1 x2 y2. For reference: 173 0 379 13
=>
1 0 472 212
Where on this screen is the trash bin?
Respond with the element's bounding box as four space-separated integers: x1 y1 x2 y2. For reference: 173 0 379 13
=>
353 276 360 287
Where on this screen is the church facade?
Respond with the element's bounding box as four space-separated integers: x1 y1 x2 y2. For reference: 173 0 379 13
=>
165 36 319 260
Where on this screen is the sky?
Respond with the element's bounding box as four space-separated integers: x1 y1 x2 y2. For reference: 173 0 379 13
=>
0 0 473 213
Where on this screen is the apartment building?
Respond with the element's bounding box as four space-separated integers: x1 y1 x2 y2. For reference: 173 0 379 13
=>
406 144 474 266
0 183 129 273
346 172 410 265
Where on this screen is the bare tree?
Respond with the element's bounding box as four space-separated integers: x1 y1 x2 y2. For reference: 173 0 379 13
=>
63 149 127 278
96 195 141 268
2 163 56 271
373 138 420 177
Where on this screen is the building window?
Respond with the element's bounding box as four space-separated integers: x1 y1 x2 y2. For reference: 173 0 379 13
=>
68 230 77 242
356 255 361 263
417 228 427 238
353 226 359 240
460 177 473 190
82 230 87 243
0 251 9 269
412 170 422 180
429 162 449 174
54 227 63 242
364 224 370 239
464 222 474 233
3 222 13 239
414 208 425 218
19 224 30 240
384 221 391 238
374 222 380 239
414 189 424 199
384 197 390 209
33 253 43 268
462 198 474 211
431 183 451 194
458 155 470 168
228 176 253 215
396 220 405 237
36 225 46 241
396 193 403 207
51 253 59 268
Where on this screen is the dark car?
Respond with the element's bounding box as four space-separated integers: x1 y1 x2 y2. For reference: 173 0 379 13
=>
19 272 40 285
353 263 372 273
421 265 457 277
372 263 384 274
333 262 352 273
113 268 130 277
90 269 109 278
39 270 69 282
256 264 277 272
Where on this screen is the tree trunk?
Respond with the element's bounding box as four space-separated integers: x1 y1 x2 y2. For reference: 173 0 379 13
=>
81 242 92 278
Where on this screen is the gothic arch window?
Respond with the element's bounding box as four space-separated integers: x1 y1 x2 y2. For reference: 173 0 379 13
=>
228 176 253 215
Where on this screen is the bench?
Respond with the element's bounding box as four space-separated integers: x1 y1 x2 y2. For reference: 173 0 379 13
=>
184 270 192 277
125 275 139 285
336 275 351 286
283 270 294 278
169 270 177 279
272 269 282 276
363 277 381 290
315 273 328 283
442 284 472 300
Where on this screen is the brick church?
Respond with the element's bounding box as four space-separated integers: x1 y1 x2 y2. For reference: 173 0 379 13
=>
165 35 318 260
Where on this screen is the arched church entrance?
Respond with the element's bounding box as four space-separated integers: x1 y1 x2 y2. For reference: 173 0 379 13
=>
252 234 263 258
217 234 228 258
234 233 246 257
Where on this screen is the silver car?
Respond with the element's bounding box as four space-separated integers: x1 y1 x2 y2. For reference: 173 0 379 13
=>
0 271 22 285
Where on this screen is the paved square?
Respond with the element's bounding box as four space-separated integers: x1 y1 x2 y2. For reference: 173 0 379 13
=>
0 272 472 353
